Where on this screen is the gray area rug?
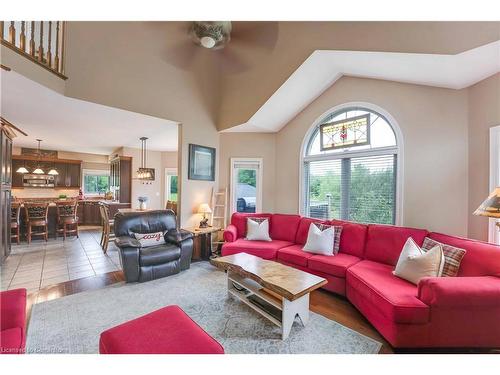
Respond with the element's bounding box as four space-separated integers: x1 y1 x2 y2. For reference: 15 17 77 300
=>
27 262 381 354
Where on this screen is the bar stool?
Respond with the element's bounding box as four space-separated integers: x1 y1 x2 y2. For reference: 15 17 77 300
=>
56 200 79 240
25 202 49 244
166 200 178 215
98 202 114 253
11 203 21 245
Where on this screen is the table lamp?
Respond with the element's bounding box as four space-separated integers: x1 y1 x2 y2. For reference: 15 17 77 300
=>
198 203 212 228
473 187 500 230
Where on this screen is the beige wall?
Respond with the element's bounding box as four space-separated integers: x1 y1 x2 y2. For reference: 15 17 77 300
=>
219 133 276 215
467 73 500 241
121 148 179 210
272 76 469 236
62 22 219 227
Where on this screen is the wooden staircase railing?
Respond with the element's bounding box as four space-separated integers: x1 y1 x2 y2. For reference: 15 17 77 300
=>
1 21 67 80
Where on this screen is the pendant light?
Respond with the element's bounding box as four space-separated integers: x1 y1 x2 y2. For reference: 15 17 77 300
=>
47 159 59 176
32 139 45 174
16 160 29 174
136 137 155 183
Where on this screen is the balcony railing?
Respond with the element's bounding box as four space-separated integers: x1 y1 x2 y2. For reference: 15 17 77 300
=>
1 21 67 79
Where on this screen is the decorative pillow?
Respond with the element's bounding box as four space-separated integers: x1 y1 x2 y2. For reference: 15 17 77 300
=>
303 223 335 256
246 217 272 241
393 237 444 285
308 223 343 254
133 231 165 247
421 237 466 277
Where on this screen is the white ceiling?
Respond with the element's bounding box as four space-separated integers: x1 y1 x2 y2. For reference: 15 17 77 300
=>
225 40 500 133
0 71 178 154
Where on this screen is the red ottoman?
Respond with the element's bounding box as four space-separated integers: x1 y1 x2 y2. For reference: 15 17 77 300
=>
99 305 224 354
1 288 27 355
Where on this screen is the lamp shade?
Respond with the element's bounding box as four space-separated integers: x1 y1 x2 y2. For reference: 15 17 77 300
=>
197 203 212 214
16 166 29 174
473 187 500 218
47 168 59 175
32 167 44 174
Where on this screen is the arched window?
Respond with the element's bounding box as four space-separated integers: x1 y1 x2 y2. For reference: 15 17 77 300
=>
301 104 401 225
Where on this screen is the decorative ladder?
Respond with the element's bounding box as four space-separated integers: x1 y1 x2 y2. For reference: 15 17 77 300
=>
210 187 228 256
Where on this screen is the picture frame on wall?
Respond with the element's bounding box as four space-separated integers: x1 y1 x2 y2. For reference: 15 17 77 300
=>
188 144 216 181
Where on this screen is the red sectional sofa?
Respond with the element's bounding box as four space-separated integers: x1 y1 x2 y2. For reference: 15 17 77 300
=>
0 288 27 354
221 213 500 349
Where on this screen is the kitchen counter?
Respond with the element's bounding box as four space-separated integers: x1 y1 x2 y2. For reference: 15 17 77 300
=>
12 198 131 240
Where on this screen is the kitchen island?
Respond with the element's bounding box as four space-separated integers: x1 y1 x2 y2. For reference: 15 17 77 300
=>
12 198 131 239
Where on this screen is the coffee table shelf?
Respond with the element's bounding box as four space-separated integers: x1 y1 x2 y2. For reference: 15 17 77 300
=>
228 273 283 327
211 253 327 340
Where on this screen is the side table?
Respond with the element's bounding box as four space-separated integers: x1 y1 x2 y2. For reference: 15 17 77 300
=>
183 226 221 261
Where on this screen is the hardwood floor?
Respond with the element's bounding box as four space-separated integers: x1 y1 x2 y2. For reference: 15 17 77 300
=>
24 266 498 354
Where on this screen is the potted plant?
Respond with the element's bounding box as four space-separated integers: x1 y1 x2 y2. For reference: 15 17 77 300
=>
138 196 148 210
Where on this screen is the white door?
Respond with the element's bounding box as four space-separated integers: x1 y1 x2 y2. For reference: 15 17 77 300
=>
164 168 178 206
230 158 263 214
489 126 500 244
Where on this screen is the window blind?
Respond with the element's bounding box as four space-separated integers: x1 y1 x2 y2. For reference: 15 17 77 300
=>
305 154 396 224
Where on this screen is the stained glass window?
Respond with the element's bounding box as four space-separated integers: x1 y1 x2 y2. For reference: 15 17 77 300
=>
320 114 370 151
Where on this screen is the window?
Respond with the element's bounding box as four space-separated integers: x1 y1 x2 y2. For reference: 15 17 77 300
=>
230 158 263 214
83 169 110 196
302 105 400 225
165 168 178 202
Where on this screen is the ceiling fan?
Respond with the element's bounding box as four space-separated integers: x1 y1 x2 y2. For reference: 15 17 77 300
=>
163 21 279 73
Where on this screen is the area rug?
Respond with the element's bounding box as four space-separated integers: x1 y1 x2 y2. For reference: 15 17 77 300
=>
27 262 382 354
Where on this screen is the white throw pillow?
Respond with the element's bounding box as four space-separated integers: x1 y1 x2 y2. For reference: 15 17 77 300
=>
246 218 272 241
133 231 165 247
393 237 445 285
302 223 335 256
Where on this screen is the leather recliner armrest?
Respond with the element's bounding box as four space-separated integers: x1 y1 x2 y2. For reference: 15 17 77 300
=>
115 236 142 248
165 229 193 245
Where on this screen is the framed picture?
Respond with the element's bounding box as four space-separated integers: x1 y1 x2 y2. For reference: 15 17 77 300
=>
188 144 216 181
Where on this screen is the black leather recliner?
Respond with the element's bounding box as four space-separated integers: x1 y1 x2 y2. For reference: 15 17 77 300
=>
113 210 193 283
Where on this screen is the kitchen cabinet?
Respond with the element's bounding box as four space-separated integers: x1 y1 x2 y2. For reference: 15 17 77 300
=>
11 159 24 187
78 201 101 225
110 156 132 203
65 163 81 188
1 125 13 263
11 156 81 189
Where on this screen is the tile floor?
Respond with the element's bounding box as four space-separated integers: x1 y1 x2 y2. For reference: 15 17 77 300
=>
1 227 121 294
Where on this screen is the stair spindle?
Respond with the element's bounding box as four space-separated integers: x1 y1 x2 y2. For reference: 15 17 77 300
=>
29 21 35 56
46 21 52 67
54 22 60 72
8 22 15 45
38 21 44 62
20 21 26 52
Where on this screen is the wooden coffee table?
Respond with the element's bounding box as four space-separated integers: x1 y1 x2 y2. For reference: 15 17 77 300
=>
210 253 327 339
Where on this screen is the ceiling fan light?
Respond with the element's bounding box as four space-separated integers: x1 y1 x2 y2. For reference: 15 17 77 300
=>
16 166 29 174
200 36 216 49
32 168 45 174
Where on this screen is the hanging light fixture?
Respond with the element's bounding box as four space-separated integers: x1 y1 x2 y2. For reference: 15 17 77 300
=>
16 160 29 174
32 139 45 174
47 157 59 176
136 137 155 183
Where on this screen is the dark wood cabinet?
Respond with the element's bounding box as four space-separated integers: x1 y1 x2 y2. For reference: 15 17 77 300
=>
65 163 81 188
11 156 81 189
110 156 132 203
1 125 13 263
11 159 24 187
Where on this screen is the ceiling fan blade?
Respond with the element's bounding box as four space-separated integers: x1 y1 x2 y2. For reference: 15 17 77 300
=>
230 21 279 51
162 39 199 70
214 47 250 74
